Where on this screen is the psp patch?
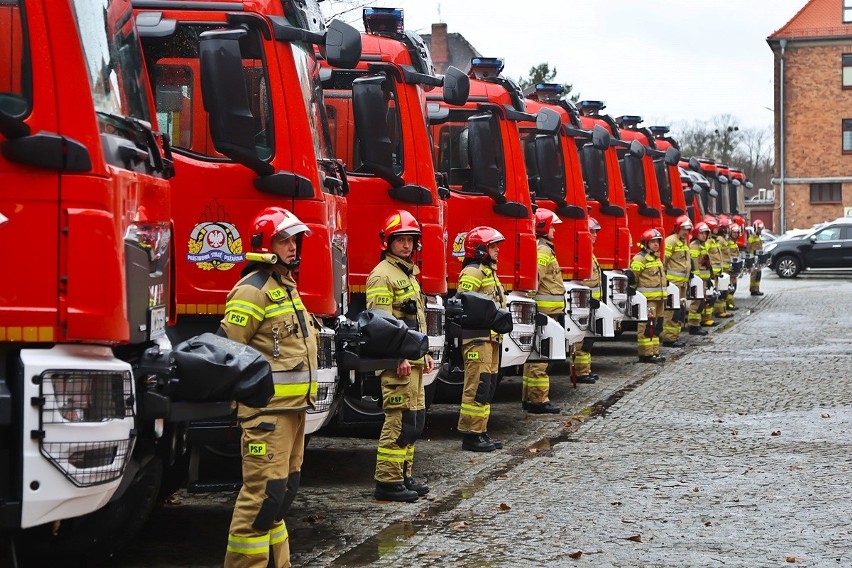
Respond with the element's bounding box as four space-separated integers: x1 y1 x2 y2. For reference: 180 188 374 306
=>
466 351 480 360
227 311 249 327
248 443 266 456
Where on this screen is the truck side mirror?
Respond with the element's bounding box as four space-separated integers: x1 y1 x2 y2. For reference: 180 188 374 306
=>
628 139 645 158
534 134 565 200
732 178 741 187
535 107 561 135
321 20 362 69
581 146 608 203
0 97 30 139
664 146 680 166
442 66 470 106
688 156 701 172
623 153 646 205
199 29 273 176
745 181 754 189
352 75 404 187
468 114 502 198
718 174 729 184
591 125 610 150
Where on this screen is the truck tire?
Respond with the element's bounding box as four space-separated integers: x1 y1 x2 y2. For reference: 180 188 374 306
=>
20 457 163 566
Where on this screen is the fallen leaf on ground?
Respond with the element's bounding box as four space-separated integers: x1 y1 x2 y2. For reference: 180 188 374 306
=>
303 514 325 524
499 503 511 511
449 521 469 530
771 431 781 436
705 521 712 527
528 448 539 454
163 495 182 506
731 429 738 436
535 514 544 520
625 534 643 543
786 556 796 563
568 550 583 559
693 487 700 492
821 413 830 418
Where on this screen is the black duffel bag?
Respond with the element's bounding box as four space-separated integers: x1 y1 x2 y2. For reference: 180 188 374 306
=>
449 292 513 334
171 333 274 408
356 310 429 360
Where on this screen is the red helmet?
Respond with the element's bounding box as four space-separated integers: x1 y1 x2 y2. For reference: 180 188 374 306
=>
703 215 720 232
730 223 742 235
640 228 663 248
379 210 421 250
588 217 601 231
250 207 311 253
693 222 710 238
464 226 505 260
673 214 693 233
752 219 765 231
732 214 745 226
534 208 562 236
718 214 731 227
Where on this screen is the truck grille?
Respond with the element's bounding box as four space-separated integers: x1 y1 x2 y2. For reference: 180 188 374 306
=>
426 307 444 336
317 329 336 370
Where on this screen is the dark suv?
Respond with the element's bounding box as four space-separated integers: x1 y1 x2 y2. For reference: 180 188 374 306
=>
767 217 852 278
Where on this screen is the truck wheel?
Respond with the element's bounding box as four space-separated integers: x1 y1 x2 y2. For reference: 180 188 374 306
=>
21 457 163 566
775 255 800 278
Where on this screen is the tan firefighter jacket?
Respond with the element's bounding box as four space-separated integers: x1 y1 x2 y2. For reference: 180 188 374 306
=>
747 233 763 254
630 250 667 300
531 237 565 316
220 265 319 418
707 235 723 276
457 260 507 341
664 234 691 284
690 239 712 280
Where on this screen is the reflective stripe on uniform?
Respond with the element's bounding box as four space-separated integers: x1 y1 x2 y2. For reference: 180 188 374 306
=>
534 293 565 309
637 287 667 299
264 299 305 318
522 375 550 388
667 270 689 282
272 370 317 398
377 447 408 463
227 532 271 555
460 402 490 417
574 352 591 365
270 523 288 546
225 299 265 322
406 445 415 461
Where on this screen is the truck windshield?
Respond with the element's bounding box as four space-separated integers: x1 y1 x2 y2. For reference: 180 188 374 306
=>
432 108 506 196
0 0 30 117
143 22 273 161
70 0 150 123
322 69 404 176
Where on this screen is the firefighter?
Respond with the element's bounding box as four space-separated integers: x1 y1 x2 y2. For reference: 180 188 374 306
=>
521 209 563 414
748 220 766 296
574 217 603 384
366 210 435 503
688 222 713 332
456 226 508 452
661 215 692 347
629 228 667 363
714 215 733 318
221 207 318 568
727 222 743 310
704 215 731 319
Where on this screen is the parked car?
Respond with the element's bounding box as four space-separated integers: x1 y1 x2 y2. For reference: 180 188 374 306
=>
767 217 852 277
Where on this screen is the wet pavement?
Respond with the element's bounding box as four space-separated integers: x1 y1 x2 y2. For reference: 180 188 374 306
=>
110 272 852 567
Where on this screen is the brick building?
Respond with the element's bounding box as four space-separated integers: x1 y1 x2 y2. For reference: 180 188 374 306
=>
768 0 852 232
420 23 481 75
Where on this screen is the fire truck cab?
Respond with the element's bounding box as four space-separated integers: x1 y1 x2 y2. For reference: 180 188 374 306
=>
318 7 469 422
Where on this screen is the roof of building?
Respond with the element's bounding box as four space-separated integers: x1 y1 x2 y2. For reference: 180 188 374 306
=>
769 0 852 40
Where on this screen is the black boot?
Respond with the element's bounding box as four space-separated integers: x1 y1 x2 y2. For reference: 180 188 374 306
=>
404 477 430 497
688 327 708 336
576 374 596 384
375 482 419 503
527 402 561 414
638 354 666 364
482 432 503 449
462 433 496 452
662 340 686 348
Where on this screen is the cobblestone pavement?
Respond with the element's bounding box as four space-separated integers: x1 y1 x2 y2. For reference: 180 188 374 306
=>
111 271 852 567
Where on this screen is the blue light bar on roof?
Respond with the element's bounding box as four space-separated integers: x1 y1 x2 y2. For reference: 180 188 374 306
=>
469 57 504 79
534 83 564 101
617 115 643 127
578 100 606 111
363 8 404 36
649 125 670 135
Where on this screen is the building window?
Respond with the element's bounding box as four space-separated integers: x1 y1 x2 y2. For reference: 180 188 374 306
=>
810 183 842 203
846 0 852 23
844 119 852 152
845 55 852 87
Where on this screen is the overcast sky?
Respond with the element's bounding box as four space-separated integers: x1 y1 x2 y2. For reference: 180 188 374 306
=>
322 0 807 131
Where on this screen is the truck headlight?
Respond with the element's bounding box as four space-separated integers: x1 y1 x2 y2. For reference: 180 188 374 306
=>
44 370 134 423
570 289 591 310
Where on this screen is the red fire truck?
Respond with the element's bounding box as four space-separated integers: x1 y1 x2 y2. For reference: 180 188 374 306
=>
134 0 362 488
318 7 469 422
576 101 646 327
522 84 617 342
1 0 234 561
428 58 566 391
